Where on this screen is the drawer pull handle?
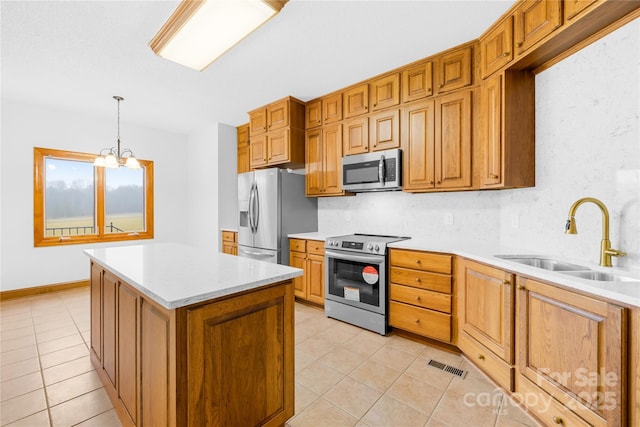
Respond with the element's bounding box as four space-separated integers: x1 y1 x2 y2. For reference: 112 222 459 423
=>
478 354 485 360
552 416 563 424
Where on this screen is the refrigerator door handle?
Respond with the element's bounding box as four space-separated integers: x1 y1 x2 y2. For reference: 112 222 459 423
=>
253 183 260 233
247 183 255 234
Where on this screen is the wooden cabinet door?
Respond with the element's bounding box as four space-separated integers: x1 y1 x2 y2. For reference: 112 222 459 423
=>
459 259 514 363
237 144 250 174
102 270 118 388
370 109 400 152
305 100 322 129
290 250 307 299
481 17 513 79
402 61 433 103
322 93 343 125
268 99 289 131
249 108 268 136
306 254 324 305
401 100 435 191
237 123 249 146
516 277 625 426
250 134 268 168
481 74 502 186
435 90 472 189
513 0 562 56
222 242 236 255
343 117 369 156
323 124 343 195
90 263 102 363
118 284 138 424
343 84 369 118
268 129 290 165
564 0 598 23
305 129 323 196
370 73 400 111
436 46 472 94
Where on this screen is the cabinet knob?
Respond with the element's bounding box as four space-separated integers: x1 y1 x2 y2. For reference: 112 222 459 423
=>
478 354 485 360
437 180 441 184
415 278 421 282
552 416 563 424
439 84 443 88
415 259 421 264
516 42 523 48
517 285 526 291
503 52 510 57
415 318 420 323
502 279 510 285
416 296 421 301
490 174 499 179
427 88 432 93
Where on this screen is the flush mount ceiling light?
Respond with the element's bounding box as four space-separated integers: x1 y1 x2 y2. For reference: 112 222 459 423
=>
149 0 288 71
94 96 140 169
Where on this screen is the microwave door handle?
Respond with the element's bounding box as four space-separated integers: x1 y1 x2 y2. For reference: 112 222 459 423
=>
378 155 385 185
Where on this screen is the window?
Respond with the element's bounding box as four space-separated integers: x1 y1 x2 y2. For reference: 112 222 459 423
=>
34 147 154 246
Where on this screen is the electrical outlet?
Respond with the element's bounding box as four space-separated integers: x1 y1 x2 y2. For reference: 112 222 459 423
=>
444 213 454 225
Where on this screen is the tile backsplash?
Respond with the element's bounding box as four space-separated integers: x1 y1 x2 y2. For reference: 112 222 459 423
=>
318 19 639 270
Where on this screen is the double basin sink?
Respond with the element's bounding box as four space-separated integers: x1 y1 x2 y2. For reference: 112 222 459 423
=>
495 255 640 284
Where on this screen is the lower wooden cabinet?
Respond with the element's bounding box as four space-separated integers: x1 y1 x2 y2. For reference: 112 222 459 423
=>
90 261 294 426
515 277 625 427
221 230 237 255
289 238 324 305
388 249 453 343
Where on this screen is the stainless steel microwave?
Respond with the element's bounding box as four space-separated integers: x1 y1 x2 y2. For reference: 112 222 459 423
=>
342 148 402 192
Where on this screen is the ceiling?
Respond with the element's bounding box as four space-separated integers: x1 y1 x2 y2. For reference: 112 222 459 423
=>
1 0 514 135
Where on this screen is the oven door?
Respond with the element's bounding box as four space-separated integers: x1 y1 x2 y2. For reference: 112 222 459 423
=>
324 249 387 315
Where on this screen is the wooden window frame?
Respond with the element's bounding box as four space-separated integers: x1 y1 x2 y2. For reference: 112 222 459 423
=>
34 147 154 247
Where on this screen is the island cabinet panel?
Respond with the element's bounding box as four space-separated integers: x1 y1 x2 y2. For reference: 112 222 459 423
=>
118 285 139 424
103 270 118 388
90 262 102 364
185 283 294 427
515 277 626 427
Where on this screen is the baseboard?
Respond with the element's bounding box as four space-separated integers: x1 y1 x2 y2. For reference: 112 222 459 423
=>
0 280 89 300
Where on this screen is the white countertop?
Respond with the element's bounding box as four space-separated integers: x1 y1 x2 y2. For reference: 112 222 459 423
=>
85 243 302 309
389 238 640 308
288 232 333 241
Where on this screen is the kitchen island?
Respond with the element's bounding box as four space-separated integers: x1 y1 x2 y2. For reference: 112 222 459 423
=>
85 243 302 427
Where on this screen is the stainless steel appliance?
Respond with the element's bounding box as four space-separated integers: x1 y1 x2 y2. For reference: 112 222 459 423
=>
324 233 409 335
238 169 317 264
341 148 402 192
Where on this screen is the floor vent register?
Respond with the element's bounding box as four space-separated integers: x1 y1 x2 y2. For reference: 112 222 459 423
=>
426 359 467 378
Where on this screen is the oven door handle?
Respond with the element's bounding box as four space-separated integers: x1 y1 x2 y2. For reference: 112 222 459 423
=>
325 249 385 264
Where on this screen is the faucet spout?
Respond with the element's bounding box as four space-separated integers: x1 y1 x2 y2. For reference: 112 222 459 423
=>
565 197 625 267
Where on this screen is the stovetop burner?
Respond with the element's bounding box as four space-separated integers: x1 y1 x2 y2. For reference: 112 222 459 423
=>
325 233 410 255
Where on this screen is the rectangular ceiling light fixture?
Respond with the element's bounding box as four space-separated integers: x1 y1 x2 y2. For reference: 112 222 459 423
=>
149 0 287 71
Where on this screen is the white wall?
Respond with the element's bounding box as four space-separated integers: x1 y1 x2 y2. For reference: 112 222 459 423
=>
0 99 190 291
319 19 640 270
217 123 239 244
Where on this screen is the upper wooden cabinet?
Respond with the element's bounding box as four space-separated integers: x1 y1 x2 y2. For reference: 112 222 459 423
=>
305 99 322 129
249 97 305 169
322 93 343 125
237 123 250 174
480 16 513 79
434 90 472 189
515 277 625 427
343 116 369 156
370 73 400 111
402 100 436 191
513 0 562 57
435 45 473 94
306 124 344 197
402 61 433 103
564 0 599 23
343 83 369 118
369 109 400 152
480 71 534 189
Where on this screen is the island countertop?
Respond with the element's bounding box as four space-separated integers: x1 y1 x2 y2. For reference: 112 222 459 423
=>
84 242 303 309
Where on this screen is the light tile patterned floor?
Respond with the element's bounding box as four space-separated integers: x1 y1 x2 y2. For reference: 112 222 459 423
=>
1 288 539 427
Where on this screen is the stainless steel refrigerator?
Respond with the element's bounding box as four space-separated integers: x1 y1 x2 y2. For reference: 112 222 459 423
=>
238 168 317 264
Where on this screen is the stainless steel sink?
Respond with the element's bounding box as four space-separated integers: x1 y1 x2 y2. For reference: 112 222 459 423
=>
561 270 640 283
495 255 589 272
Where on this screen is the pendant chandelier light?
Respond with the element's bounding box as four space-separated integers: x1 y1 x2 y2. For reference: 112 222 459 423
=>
94 96 140 169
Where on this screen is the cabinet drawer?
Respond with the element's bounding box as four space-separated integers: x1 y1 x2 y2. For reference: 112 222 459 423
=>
290 239 306 253
389 301 450 342
515 375 591 427
390 249 451 274
306 240 324 255
390 267 451 294
458 332 513 392
221 231 236 243
389 284 451 314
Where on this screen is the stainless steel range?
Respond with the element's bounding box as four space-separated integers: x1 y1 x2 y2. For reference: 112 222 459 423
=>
324 233 409 335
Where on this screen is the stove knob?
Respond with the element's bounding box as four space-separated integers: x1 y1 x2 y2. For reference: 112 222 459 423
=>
333 241 338 246
375 245 380 252
367 244 374 251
